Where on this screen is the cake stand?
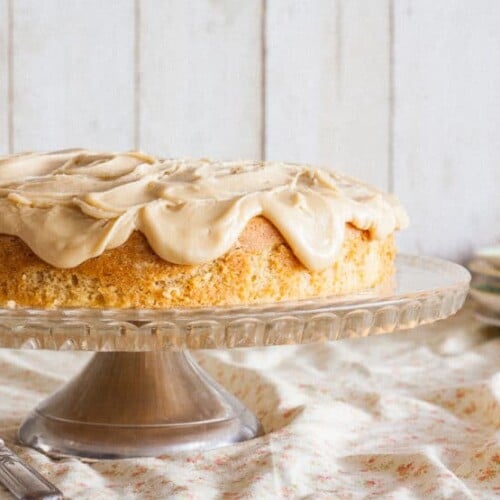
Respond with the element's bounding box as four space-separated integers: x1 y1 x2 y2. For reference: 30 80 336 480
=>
0 255 469 459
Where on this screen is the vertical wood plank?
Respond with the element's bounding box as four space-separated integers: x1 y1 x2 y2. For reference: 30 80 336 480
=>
12 0 135 152
265 0 391 189
0 0 8 153
393 0 500 260
139 0 263 159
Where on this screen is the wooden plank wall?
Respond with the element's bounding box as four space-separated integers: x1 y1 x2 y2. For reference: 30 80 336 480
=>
1 1 498 261
0 0 8 154
139 0 263 159
10 0 135 152
266 0 391 188
393 0 500 261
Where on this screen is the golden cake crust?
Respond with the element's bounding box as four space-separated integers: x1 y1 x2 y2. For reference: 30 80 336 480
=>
0 216 395 309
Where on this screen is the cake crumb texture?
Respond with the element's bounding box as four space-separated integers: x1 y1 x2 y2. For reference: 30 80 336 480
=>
0 217 395 309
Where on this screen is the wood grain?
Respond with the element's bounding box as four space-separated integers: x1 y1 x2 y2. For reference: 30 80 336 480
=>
265 0 391 189
392 0 500 260
139 0 263 159
0 0 8 154
11 0 135 152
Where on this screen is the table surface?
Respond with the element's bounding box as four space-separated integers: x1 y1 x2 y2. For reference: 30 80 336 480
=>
0 305 498 499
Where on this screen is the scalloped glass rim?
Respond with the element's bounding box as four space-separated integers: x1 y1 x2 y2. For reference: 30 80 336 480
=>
0 254 470 351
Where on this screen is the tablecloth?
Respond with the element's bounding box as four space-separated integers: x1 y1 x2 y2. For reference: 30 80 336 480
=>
0 306 498 499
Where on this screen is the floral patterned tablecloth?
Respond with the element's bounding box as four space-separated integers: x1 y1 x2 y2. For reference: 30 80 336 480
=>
0 306 498 499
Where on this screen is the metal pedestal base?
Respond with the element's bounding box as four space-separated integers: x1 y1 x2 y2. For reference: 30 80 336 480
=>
18 351 263 459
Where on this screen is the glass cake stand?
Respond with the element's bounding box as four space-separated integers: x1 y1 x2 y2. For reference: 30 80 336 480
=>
0 255 469 459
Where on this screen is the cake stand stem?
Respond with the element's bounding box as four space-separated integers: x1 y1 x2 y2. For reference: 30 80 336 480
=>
18 351 263 459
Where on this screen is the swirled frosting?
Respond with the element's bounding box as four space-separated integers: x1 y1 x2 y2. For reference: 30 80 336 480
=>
0 149 409 270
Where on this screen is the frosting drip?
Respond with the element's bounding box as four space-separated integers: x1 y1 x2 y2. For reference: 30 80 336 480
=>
0 149 409 270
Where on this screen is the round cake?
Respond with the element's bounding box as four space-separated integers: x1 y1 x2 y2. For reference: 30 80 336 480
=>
0 150 408 308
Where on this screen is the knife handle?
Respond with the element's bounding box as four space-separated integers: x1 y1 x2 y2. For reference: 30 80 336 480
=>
0 441 63 500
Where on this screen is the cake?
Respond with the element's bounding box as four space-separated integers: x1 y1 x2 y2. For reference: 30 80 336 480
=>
0 150 409 309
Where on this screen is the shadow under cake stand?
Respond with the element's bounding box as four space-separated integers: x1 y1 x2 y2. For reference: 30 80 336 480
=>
0 255 469 459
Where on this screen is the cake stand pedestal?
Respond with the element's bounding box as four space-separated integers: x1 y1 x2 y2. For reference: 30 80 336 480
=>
19 351 261 458
0 255 469 459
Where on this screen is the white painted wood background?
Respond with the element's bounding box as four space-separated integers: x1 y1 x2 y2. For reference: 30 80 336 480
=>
1 0 499 262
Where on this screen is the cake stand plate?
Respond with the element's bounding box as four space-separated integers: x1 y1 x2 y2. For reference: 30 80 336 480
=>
0 255 469 459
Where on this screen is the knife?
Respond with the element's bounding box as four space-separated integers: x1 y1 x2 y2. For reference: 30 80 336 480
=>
0 439 63 499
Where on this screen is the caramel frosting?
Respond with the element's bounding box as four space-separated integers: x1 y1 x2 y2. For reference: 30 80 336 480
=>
0 149 409 270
